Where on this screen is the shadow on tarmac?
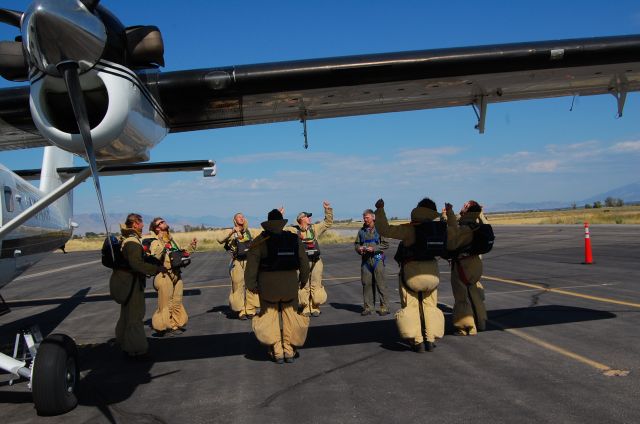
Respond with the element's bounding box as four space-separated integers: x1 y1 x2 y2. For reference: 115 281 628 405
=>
0 302 617 421
329 302 364 314
487 305 616 329
3 288 203 308
0 288 91 342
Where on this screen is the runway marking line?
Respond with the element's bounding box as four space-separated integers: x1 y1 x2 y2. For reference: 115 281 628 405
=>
14 260 102 281
437 301 630 377
482 282 619 297
483 275 640 309
489 319 629 377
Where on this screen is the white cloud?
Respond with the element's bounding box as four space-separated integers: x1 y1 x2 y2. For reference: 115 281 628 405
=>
526 160 560 173
112 135 639 218
610 140 640 153
223 151 334 164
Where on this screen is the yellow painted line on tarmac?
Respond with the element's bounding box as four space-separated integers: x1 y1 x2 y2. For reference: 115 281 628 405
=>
323 277 360 281
483 275 640 308
187 283 230 290
439 300 629 377
489 319 629 377
484 283 619 297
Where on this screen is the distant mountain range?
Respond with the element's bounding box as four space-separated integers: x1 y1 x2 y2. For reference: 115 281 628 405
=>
72 213 261 236
72 181 640 234
486 181 640 212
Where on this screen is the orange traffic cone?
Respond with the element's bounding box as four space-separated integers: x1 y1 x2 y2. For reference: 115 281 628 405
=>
583 222 593 264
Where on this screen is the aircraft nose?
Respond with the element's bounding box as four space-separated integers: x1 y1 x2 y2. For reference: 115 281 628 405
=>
21 0 106 76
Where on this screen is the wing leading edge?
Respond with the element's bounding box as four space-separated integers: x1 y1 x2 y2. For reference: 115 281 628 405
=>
1 34 639 150
156 34 640 133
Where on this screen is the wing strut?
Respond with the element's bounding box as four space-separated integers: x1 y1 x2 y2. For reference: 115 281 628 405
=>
0 167 92 240
472 94 488 134
611 74 627 118
300 111 309 149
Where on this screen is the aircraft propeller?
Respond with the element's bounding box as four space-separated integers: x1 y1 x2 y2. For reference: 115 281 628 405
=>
0 8 22 27
57 60 113 256
0 0 166 258
0 1 114 255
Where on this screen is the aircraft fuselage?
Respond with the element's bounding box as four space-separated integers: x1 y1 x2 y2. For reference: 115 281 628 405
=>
0 165 71 288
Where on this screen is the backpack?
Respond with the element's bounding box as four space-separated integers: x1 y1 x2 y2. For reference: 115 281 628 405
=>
464 223 495 255
259 231 300 271
395 221 447 263
101 235 129 269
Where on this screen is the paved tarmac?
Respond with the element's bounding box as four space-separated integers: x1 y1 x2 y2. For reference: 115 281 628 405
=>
1 225 639 423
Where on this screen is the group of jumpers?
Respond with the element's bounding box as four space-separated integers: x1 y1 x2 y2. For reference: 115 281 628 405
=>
109 198 490 361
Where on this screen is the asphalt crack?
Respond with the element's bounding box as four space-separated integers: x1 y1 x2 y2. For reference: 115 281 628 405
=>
260 350 385 407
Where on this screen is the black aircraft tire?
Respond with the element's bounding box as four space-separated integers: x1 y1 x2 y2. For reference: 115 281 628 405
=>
32 334 79 416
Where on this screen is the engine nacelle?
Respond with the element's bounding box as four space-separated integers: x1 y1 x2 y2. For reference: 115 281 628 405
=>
29 61 168 163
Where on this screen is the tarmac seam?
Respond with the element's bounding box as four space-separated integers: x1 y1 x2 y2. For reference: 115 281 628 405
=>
260 350 385 408
483 275 640 308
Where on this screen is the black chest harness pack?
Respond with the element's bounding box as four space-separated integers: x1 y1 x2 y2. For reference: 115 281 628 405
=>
140 237 191 270
259 231 301 272
232 231 253 260
297 226 321 261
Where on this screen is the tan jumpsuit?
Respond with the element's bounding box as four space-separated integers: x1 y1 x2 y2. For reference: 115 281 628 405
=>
245 219 311 360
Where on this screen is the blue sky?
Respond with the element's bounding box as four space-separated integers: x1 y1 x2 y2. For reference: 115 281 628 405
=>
1 1 640 221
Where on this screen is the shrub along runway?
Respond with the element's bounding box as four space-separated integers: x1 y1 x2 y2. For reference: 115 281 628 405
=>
1 225 639 423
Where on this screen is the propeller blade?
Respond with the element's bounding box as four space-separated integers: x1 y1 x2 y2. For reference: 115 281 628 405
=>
57 61 114 255
80 0 101 12
0 8 22 28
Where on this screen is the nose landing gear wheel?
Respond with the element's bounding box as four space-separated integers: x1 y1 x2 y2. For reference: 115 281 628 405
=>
32 334 79 416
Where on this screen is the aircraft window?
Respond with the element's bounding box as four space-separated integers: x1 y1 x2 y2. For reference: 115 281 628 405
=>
3 186 13 212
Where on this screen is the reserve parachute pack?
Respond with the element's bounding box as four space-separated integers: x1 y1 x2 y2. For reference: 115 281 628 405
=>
394 221 447 263
260 231 300 271
169 250 191 269
101 235 129 269
234 240 250 260
462 223 494 255
147 237 192 269
298 227 321 261
140 237 166 267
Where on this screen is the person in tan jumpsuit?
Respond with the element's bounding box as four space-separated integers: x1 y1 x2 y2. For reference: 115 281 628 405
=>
110 213 164 359
245 209 311 364
285 201 333 317
444 201 488 336
374 198 445 352
147 217 196 335
218 213 260 319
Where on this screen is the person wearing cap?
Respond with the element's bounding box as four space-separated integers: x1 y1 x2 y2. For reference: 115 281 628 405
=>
217 212 259 320
355 208 390 316
444 201 489 336
374 198 445 353
146 217 197 335
285 201 333 317
245 209 311 363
